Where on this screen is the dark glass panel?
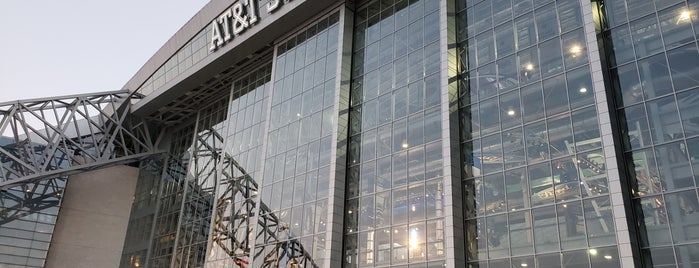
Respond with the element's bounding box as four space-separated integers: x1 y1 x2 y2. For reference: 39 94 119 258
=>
562 249 590 268
486 214 509 258
612 63 643 107
525 121 550 163
492 0 512 25
667 44 699 92
644 246 676 267
530 162 554 206
536 4 559 41
557 0 582 33
505 168 530 210
495 22 516 57
571 107 601 150
583 195 616 246
557 201 586 250
543 74 569 116
630 15 663 58
638 54 673 99
626 0 655 21
521 83 545 123
677 88 699 137
539 38 564 77
503 127 526 169
537 252 561 268
675 243 699 267
562 29 587 70
515 14 537 50
508 211 536 254
665 190 699 242
645 95 682 144
658 4 695 49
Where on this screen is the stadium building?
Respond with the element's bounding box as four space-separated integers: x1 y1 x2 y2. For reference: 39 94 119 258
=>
1 0 699 267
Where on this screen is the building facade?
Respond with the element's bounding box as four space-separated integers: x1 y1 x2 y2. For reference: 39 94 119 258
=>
2 0 699 267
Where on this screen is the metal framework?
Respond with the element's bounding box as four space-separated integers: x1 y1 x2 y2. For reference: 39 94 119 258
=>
0 90 161 189
213 153 317 268
0 89 317 267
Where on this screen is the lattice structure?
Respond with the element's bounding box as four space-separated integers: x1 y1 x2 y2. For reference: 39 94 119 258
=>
0 178 63 226
214 154 317 268
0 90 160 189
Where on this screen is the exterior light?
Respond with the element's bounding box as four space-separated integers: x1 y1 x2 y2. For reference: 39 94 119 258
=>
678 10 691 24
589 248 598 255
579 87 588 93
570 45 582 57
409 228 419 249
604 255 613 260
507 109 516 116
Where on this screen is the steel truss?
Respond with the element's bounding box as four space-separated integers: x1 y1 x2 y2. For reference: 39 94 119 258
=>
213 153 317 268
0 90 161 190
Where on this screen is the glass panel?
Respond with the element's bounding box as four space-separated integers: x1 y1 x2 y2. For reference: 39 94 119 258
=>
667 44 699 92
630 15 663 58
536 5 559 41
521 83 545 123
557 201 586 250
543 74 569 116
589 246 621 268
562 29 587 70
638 54 673 99
509 211 534 255
539 38 564 77
645 95 682 144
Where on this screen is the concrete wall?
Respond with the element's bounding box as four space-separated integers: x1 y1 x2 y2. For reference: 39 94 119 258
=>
45 165 139 268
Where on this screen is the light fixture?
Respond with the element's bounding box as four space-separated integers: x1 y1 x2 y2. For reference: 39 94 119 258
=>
507 109 516 116
411 205 416 212
409 228 419 249
579 87 588 93
570 45 582 57
521 263 528 267
589 248 598 256
604 255 613 260
677 10 691 24
525 63 534 71
402 142 409 148
348 210 352 214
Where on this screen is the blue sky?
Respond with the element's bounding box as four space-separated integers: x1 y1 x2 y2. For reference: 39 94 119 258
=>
0 0 209 102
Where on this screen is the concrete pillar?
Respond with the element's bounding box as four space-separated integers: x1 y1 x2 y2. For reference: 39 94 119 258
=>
45 165 139 268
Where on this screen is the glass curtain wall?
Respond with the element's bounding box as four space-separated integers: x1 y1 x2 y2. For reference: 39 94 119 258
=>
173 99 229 268
148 125 195 268
0 179 64 268
343 0 446 267
602 0 699 266
206 64 272 266
120 159 164 268
455 0 619 266
255 13 341 268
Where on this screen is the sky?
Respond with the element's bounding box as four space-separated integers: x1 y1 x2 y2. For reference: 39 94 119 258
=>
0 0 210 103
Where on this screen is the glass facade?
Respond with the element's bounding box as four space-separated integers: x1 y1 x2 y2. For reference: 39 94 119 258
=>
342 0 446 267
255 14 340 267
602 0 699 266
0 179 63 268
8 0 699 267
455 0 619 266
